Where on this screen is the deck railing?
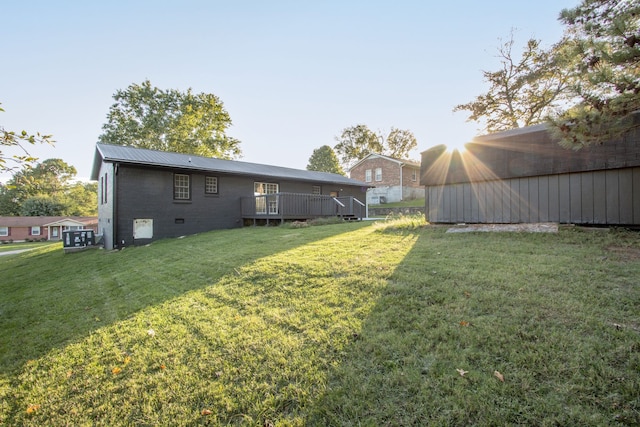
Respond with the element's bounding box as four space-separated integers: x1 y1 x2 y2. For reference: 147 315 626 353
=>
241 192 366 221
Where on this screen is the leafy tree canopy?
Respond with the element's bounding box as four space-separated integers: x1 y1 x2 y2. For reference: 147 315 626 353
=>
549 0 640 148
454 32 570 133
0 159 96 216
306 145 345 175
334 125 417 169
454 0 639 148
0 102 54 173
99 80 242 159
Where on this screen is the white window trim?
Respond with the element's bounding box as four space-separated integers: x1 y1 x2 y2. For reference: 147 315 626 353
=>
375 168 382 181
0 226 8 237
174 174 190 200
31 226 41 236
365 169 372 182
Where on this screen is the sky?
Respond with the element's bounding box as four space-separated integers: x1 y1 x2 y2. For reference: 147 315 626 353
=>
1 0 579 183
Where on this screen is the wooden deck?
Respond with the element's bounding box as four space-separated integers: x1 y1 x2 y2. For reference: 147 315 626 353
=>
241 193 366 224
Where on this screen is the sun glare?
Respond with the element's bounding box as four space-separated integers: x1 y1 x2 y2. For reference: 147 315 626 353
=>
445 140 468 153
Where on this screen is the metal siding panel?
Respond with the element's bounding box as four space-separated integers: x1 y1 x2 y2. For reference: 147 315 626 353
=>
538 176 550 222
437 186 445 222
463 183 473 222
478 182 487 223
547 175 559 222
471 183 480 222
570 173 582 223
619 169 633 224
442 186 451 221
592 171 606 224
605 170 620 224
634 168 640 224
519 178 529 223
485 182 494 222
581 172 595 224
559 174 571 223
501 180 511 223
510 179 520 222
492 181 503 222
455 184 465 223
529 177 539 223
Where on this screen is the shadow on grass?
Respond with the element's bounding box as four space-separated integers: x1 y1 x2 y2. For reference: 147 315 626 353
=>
0 223 369 375
306 228 640 425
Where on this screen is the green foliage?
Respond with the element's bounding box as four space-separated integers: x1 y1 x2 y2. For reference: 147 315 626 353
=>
334 124 418 168
0 102 55 173
549 0 640 148
454 32 570 133
306 145 344 175
0 159 96 216
99 80 242 159
20 195 66 216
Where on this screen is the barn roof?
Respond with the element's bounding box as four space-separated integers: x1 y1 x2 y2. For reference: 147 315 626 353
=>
420 119 640 186
91 143 369 187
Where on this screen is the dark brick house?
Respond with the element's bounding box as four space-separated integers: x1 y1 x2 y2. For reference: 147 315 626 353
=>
348 153 423 204
91 143 369 249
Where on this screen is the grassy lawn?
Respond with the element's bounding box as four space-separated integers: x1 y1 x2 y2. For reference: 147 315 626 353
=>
0 241 59 253
369 198 425 208
1 219 639 426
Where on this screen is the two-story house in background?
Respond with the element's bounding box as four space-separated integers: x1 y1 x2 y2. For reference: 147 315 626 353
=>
349 153 424 204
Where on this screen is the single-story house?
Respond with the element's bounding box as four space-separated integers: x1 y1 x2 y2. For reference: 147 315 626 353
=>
91 143 370 250
420 119 640 225
349 153 423 204
0 216 98 242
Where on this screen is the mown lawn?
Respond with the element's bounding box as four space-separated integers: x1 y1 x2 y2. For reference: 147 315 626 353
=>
1 219 639 426
0 241 58 253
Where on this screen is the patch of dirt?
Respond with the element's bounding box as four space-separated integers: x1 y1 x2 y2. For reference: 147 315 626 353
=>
605 245 640 262
446 223 559 233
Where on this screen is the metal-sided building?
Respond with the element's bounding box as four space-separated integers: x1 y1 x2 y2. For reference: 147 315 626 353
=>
420 120 640 226
91 143 369 249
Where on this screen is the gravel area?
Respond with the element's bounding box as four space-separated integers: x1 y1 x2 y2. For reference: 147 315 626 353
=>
446 223 559 233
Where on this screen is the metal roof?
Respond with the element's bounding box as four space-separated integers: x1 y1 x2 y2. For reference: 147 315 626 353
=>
92 143 369 187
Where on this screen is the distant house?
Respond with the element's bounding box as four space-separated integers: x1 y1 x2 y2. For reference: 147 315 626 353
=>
348 153 423 204
91 143 370 250
420 119 640 225
0 216 98 242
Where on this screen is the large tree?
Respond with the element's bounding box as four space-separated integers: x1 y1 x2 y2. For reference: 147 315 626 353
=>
453 32 570 133
334 125 417 169
306 145 345 175
1 102 54 173
99 80 242 159
549 0 640 148
0 159 96 216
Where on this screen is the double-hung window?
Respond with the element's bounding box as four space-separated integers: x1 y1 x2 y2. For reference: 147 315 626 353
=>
31 226 41 236
174 174 190 200
375 168 382 181
0 226 8 237
365 169 372 182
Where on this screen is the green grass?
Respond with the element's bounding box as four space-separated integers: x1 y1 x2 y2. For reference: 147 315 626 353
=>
369 198 425 208
1 221 639 426
0 241 58 253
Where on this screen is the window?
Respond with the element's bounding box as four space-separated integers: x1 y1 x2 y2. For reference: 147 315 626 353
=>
205 176 219 194
0 226 8 237
365 169 372 182
312 185 321 195
254 182 279 214
31 226 41 236
375 168 382 181
174 174 190 200
411 170 417 181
